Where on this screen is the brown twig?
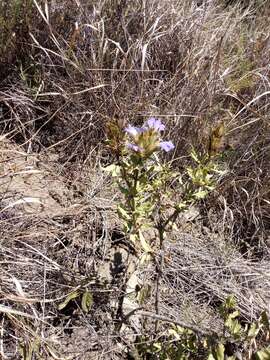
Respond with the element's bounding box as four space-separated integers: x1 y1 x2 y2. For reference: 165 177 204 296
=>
124 308 217 338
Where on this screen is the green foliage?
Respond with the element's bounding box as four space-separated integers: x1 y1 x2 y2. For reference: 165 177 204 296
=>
255 348 270 360
81 291 94 313
219 295 243 339
106 103 268 360
136 326 200 360
106 121 220 257
133 296 270 360
58 289 93 313
186 149 221 201
105 119 270 360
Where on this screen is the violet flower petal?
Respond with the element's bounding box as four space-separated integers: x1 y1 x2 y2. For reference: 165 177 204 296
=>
127 143 142 152
146 117 165 131
125 125 142 137
160 141 175 152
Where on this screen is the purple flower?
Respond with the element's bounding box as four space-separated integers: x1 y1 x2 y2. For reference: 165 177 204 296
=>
160 141 175 152
127 143 142 152
125 125 144 137
146 117 165 132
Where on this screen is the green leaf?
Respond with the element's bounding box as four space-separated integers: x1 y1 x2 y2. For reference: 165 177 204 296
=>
137 284 151 305
247 322 260 339
225 295 237 309
190 149 200 163
118 185 129 195
117 204 131 221
194 189 208 199
176 202 188 211
187 167 195 180
168 328 181 341
130 233 138 245
81 291 93 313
103 164 120 177
208 344 225 360
255 347 270 360
153 342 162 352
225 316 242 337
215 343 225 360
139 230 152 253
230 310 240 319
58 290 80 310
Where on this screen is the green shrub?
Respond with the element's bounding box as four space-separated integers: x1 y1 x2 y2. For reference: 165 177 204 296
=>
135 296 270 360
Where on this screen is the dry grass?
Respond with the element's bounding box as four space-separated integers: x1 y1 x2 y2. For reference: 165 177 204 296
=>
0 0 270 358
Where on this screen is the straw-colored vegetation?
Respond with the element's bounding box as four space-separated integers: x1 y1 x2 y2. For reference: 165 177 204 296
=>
0 0 270 359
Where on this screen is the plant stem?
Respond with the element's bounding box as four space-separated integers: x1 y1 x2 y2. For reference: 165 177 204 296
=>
155 223 165 333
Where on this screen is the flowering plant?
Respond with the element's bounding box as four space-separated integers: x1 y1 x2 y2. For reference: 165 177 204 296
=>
125 117 174 155
106 117 218 257
105 119 270 360
105 116 224 343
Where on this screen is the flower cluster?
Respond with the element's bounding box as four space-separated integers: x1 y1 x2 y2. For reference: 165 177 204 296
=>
125 118 174 156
